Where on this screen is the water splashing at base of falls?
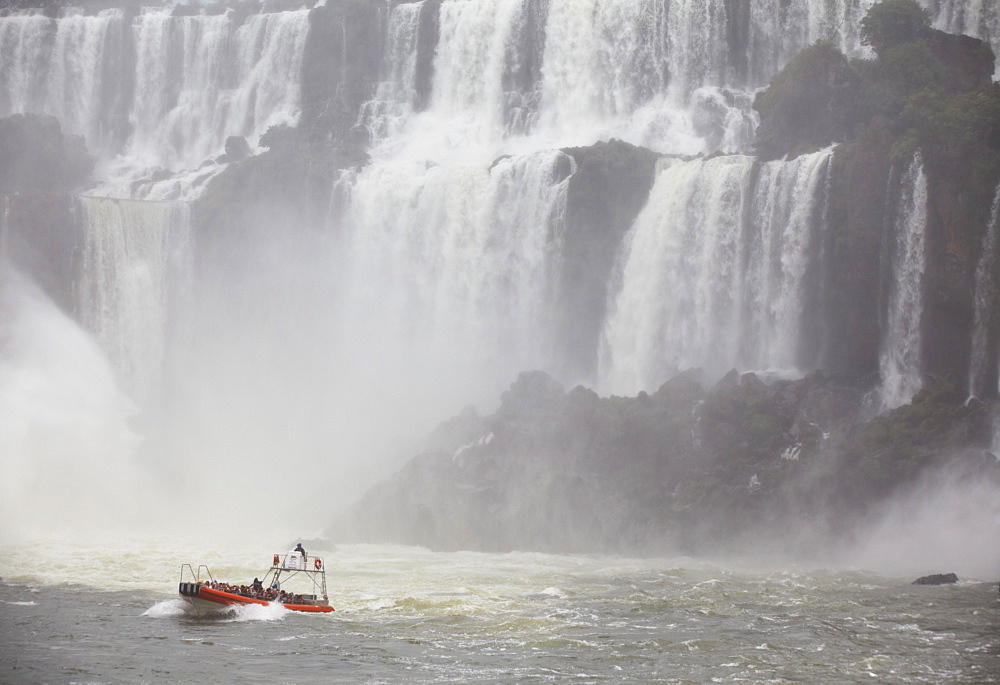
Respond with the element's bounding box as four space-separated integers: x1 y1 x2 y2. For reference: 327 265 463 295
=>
0 269 141 541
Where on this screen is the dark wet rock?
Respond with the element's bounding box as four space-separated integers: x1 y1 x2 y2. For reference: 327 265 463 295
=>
912 573 958 585
225 135 252 162
555 139 660 381
332 366 1000 557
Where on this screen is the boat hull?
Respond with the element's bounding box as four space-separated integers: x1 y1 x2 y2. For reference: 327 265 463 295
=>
179 585 335 615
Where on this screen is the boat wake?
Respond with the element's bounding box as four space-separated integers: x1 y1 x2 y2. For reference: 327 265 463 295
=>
143 598 292 622
220 602 291 623
143 599 189 618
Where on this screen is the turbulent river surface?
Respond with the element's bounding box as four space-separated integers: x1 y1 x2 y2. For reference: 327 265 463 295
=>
1 537 997 683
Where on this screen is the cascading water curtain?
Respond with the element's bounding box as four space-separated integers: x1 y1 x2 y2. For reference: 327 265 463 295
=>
969 185 1000 399
78 197 191 404
127 8 310 172
0 8 126 158
600 148 833 395
879 152 928 411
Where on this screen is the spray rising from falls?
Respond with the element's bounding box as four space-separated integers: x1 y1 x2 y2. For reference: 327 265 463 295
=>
600 148 833 394
0 269 141 540
878 153 928 412
78 197 191 403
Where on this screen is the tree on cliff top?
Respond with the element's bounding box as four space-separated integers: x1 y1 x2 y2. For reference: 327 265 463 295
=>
860 0 931 57
752 41 861 161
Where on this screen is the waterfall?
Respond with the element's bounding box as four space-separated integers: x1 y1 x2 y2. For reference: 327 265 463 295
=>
78 197 191 403
743 147 834 371
600 148 833 394
124 7 310 174
357 2 423 146
365 0 904 162
0 7 310 180
878 153 928 411
969 186 1000 399
0 8 126 157
342 149 572 392
930 0 1000 75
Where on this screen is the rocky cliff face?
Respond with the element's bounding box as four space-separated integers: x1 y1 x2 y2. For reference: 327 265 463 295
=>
332 369 998 554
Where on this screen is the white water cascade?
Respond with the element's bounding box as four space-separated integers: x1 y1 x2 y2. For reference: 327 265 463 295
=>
600 148 834 394
969 186 1000 399
357 2 423 147
125 7 310 174
0 6 310 186
0 8 126 158
78 197 191 403
878 153 929 411
360 0 911 164
342 150 573 399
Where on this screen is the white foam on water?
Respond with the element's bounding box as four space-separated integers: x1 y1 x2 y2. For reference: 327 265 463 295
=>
143 599 189 618
221 601 291 622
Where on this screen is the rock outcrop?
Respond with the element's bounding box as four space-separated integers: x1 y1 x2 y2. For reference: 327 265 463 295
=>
912 573 959 585
332 370 999 555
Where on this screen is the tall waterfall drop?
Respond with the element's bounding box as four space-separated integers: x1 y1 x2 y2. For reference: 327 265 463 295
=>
78 197 191 403
878 153 929 411
0 7 311 178
601 148 833 394
969 186 1000 399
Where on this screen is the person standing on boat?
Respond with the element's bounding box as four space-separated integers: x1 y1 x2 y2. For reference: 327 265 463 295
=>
294 542 306 560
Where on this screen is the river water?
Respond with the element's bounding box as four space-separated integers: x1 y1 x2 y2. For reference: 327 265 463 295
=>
1 536 997 683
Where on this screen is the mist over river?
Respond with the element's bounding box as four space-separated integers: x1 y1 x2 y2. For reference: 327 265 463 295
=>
2 537 998 683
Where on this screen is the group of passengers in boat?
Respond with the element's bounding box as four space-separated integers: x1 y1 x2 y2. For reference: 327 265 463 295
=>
204 579 308 605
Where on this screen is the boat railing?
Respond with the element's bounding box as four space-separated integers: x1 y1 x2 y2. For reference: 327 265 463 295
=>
179 563 215 585
272 552 326 573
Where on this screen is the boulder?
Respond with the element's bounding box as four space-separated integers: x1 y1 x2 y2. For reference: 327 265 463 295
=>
912 573 958 585
224 135 252 162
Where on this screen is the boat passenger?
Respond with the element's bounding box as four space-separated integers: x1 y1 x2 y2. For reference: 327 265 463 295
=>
294 542 307 559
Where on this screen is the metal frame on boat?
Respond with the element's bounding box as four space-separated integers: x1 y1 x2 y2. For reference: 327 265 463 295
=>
178 551 335 614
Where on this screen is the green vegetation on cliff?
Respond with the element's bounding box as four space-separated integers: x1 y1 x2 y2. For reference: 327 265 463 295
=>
755 0 1000 386
753 41 861 161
